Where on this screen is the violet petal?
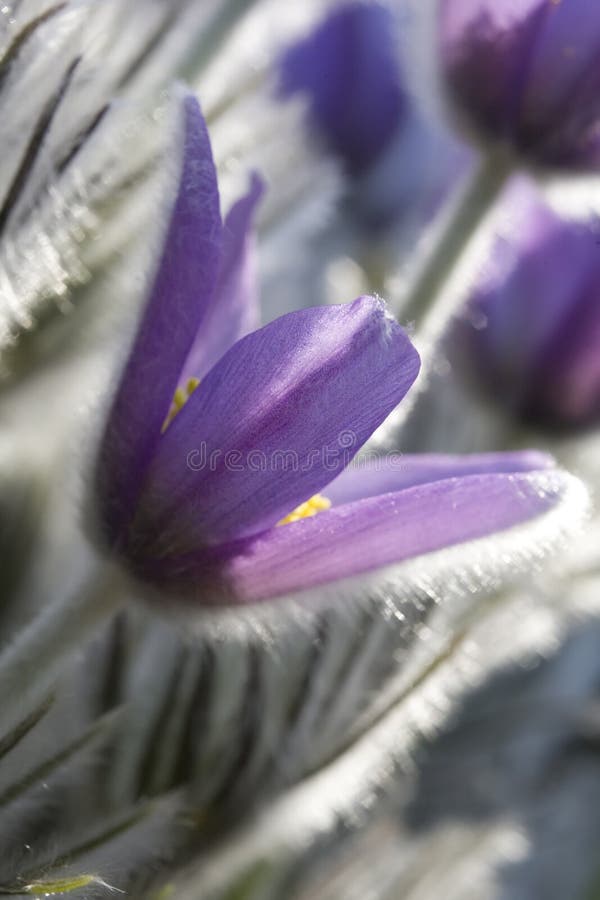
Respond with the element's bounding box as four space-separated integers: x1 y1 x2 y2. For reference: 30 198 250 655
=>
325 450 554 505
146 468 576 604
180 171 265 384
95 92 222 547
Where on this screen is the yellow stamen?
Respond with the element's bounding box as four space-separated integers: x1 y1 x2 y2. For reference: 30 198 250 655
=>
278 493 331 526
162 377 200 431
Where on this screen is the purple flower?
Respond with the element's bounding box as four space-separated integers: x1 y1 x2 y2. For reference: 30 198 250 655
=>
459 178 600 429
94 93 576 606
277 3 469 232
440 0 600 169
277 2 406 176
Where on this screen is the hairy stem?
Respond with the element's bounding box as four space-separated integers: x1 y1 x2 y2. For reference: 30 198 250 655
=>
400 150 512 330
376 150 512 446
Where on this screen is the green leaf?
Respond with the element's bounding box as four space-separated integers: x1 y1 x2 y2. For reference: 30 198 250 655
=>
0 694 53 761
222 861 272 900
23 875 102 895
151 887 175 900
0 874 119 896
0 709 120 807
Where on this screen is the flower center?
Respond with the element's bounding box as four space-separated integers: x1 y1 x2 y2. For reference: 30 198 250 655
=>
163 377 200 431
278 493 331 526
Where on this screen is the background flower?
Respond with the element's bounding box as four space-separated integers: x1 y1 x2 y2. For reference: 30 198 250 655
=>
440 0 600 169
276 0 469 235
457 177 600 430
278 2 406 176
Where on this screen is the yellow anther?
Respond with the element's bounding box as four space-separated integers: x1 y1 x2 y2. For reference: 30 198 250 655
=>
173 388 187 411
278 493 331 526
162 377 201 431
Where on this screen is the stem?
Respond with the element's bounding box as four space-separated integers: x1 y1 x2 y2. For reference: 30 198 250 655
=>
400 150 511 329
0 564 124 738
376 151 512 447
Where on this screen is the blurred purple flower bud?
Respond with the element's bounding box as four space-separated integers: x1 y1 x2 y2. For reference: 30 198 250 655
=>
278 2 407 176
277 2 469 232
460 178 600 429
440 0 600 170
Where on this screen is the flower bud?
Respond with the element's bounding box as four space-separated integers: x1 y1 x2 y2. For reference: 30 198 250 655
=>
440 0 600 170
461 178 600 429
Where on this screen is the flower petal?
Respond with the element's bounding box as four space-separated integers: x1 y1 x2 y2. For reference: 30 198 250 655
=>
138 468 585 605
441 0 600 168
133 296 420 556
522 0 600 165
458 178 600 427
324 450 553 505
95 91 222 546
533 287 600 427
179 171 265 384
441 0 550 141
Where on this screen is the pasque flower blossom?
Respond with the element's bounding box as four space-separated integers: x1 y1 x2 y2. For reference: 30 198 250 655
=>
459 178 600 429
440 0 600 169
94 92 578 606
